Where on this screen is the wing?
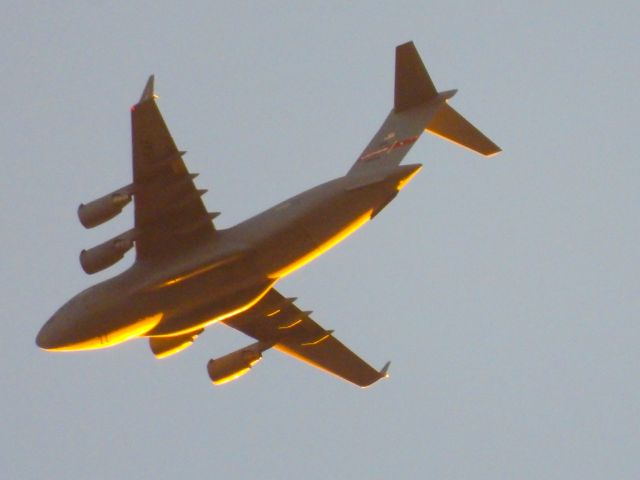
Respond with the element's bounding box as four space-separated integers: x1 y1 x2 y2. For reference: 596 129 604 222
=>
223 289 389 387
131 76 217 260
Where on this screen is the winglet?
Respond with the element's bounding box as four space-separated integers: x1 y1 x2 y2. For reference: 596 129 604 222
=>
360 361 390 388
379 361 391 379
139 75 155 103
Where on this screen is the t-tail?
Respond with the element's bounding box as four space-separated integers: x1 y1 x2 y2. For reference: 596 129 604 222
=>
348 41 500 176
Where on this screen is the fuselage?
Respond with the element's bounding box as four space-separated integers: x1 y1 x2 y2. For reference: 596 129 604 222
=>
36 164 421 351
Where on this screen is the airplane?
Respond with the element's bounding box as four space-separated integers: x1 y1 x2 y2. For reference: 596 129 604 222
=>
36 42 500 387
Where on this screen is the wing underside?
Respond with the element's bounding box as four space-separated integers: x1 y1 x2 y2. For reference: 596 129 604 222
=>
131 76 216 260
223 289 389 387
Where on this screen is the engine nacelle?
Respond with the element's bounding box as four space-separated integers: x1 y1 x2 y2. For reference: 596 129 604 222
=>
79 229 137 274
207 343 265 385
78 186 133 229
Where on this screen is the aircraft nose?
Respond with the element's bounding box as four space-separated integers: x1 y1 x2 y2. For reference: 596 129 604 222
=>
36 315 64 350
36 322 53 349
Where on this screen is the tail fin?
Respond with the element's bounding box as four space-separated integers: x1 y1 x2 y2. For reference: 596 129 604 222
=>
394 42 438 111
395 41 500 156
348 42 500 175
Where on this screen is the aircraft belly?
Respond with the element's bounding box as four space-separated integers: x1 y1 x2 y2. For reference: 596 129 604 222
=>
267 209 373 279
262 191 376 279
41 312 163 351
147 280 274 337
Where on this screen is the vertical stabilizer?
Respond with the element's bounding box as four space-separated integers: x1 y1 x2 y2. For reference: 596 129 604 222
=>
394 42 437 112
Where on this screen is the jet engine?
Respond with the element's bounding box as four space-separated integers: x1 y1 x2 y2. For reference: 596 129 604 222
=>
78 186 133 229
79 229 137 274
207 342 268 385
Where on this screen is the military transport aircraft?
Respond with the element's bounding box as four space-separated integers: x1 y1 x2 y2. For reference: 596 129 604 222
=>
36 42 500 387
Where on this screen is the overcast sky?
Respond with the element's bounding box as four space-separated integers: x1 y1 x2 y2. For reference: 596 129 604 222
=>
2 2 639 479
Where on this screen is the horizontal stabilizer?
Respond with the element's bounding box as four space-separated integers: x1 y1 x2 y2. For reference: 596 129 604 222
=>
426 103 501 157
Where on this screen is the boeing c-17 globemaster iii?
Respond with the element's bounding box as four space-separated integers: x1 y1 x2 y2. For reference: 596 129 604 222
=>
36 42 500 387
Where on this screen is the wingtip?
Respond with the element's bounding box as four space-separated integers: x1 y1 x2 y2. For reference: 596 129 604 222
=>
396 40 415 50
484 145 503 157
139 74 156 103
358 361 391 388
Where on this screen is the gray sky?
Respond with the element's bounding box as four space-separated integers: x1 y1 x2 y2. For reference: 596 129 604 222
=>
2 2 639 479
